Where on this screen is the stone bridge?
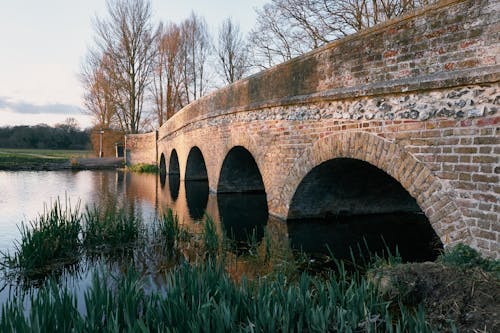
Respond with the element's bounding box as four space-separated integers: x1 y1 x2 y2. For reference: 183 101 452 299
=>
126 0 499 258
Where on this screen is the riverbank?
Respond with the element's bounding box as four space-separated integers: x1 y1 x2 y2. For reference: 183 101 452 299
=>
0 149 124 171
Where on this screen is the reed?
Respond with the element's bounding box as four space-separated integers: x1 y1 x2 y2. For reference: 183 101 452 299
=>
203 214 219 260
0 259 440 332
159 208 180 252
1 200 81 277
82 206 141 250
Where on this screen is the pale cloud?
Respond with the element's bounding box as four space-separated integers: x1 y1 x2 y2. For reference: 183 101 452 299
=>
0 96 84 115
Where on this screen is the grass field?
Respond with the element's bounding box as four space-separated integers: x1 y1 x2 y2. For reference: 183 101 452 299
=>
0 149 94 170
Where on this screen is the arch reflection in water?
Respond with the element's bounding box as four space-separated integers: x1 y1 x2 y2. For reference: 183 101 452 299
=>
217 192 268 254
287 158 442 262
168 174 180 201
185 180 209 220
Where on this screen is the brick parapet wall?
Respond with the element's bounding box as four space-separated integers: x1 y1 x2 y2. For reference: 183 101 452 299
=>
159 0 498 140
125 131 158 166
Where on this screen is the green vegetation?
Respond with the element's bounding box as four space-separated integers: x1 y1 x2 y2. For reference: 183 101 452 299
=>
0 123 90 150
82 206 141 250
203 214 219 259
159 208 180 252
1 200 81 278
438 243 500 275
0 149 93 170
127 163 158 173
0 259 438 332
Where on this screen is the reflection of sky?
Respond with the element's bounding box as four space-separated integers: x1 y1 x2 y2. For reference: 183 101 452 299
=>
0 170 161 252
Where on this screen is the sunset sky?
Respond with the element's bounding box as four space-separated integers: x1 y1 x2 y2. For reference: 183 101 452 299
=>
0 0 267 129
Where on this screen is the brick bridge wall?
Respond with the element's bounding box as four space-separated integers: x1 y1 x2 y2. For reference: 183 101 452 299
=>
125 131 157 166
126 0 499 258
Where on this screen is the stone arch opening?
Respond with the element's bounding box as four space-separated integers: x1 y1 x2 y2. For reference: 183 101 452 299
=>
166 149 180 200
159 153 166 187
217 146 268 253
185 146 208 180
169 149 180 175
287 157 443 262
217 146 265 193
185 146 208 219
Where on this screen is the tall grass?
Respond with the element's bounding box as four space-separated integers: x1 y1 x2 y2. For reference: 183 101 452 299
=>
1 200 81 277
203 214 219 260
0 259 441 332
82 206 141 250
159 208 180 252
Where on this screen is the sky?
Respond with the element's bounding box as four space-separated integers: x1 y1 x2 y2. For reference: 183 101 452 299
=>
0 0 268 129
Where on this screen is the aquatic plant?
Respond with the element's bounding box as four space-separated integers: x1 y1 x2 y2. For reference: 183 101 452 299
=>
203 214 219 260
1 200 81 277
159 208 180 252
82 206 141 250
0 259 441 332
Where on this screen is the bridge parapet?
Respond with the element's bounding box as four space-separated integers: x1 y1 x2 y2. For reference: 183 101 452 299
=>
158 0 498 141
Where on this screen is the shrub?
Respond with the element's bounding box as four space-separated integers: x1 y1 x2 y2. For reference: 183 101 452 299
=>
127 163 158 173
438 243 500 274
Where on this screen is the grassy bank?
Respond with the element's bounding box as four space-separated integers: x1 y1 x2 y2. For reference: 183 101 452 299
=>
127 163 158 173
0 149 93 170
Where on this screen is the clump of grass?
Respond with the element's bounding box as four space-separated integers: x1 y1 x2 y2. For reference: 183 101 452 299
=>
127 163 158 173
438 243 499 274
160 209 180 252
82 206 141 250
203 215 219 260
1 200 81 277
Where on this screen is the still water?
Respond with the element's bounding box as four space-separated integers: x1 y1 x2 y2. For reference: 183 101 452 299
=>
0 170 441 309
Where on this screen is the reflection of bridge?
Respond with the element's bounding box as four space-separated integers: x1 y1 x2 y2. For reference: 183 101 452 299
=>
126 0 499 258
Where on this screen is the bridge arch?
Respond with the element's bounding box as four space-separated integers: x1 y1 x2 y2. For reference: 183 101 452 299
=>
185 146 208 181
282 131 471 248
159 153 166 176
218 146 266 194
168 149 180 175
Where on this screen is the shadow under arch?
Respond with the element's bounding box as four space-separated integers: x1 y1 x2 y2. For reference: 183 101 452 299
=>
217 146 268 252
165 149 180 200
185 146 208 220
287 157 443 262
159 153 166 187
169 149 180 175
282 131 470 248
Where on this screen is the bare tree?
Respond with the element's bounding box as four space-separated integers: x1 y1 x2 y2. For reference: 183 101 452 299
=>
181 12 211 103
215 18 249 84
249 0 436 69
92 0 157 133
80 52 116 129
150 21 187 126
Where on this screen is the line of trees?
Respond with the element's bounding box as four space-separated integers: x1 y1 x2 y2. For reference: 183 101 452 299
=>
0 118 90 150
81 0 435 133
